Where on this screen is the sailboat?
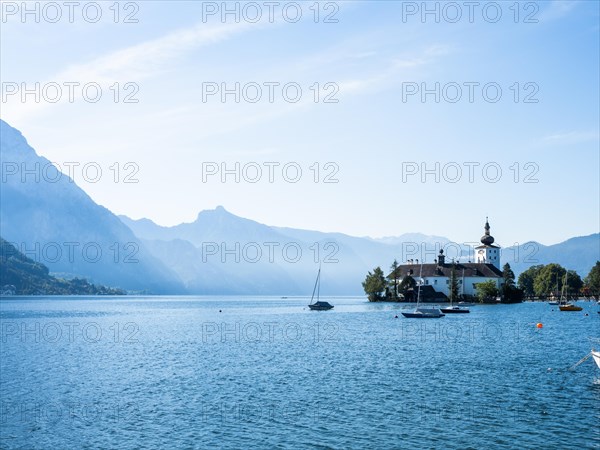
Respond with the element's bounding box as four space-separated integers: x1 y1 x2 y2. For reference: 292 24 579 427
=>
308 266 333 311
402 264 445 318
568 339 600 371
558 271 582 311
548 274 560 305
592 348 600 370
441 267 470 314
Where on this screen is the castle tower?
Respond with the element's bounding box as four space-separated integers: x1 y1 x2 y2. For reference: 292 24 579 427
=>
474 217 501 269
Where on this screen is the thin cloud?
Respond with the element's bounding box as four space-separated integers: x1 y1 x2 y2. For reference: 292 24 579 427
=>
541 130 599 145
4 21 257 121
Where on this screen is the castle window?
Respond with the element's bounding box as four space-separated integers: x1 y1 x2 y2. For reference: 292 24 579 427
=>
434 280 437 285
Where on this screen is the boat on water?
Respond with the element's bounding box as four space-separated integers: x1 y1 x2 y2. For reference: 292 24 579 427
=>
308 266 333 311
569 339 600 371
560 303 583 311
558 272 582 311
441 305 470 314
441 266 470 314
402 264 444 319
592 350 600 370
458 301 475 307
548 278 560 305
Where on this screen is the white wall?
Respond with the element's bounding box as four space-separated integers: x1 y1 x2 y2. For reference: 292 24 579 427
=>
422 275 503 297
476 247 501 269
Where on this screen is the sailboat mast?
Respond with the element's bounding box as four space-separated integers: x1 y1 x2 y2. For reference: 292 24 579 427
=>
416 263 423 306
310 267 321 305
316 267 321 302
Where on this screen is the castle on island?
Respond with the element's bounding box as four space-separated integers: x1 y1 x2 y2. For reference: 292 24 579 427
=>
389 219 504 300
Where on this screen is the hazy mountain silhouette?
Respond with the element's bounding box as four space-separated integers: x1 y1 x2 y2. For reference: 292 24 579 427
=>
121 210 599 294
0 119 184 293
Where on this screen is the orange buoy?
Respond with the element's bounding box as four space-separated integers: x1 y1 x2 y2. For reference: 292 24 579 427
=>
536 323 543 328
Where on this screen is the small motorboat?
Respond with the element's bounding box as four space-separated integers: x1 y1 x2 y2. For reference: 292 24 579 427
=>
440 305 470 314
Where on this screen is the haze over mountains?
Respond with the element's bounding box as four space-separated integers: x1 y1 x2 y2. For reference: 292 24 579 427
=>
0 119 183 293
1 118 598 294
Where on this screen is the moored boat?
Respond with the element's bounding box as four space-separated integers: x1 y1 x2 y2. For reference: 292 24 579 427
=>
559 303 583 311
592 350 600 370
402 264 444 319
440 265 470 314
402 307 445 319
441 305 470 314
558 272 582 311
308 266 333 311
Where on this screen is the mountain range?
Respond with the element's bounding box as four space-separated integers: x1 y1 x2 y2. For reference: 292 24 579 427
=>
0 120 183 293
1 119 598 294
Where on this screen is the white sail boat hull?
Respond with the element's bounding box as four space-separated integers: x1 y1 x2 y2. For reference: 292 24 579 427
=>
592 350 600 370
402 264 444 318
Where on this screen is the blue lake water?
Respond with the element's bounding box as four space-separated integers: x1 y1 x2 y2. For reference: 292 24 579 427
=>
1 297 599 449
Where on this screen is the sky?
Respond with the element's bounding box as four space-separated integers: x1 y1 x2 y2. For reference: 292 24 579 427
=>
1 0 599 246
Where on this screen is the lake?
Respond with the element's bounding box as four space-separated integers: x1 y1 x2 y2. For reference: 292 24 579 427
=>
1 297 599 449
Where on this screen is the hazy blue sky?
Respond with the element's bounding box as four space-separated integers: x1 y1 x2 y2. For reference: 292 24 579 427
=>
1 1 598 246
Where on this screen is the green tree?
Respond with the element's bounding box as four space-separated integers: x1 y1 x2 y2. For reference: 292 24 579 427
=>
502 263 515 288
584 261 600 295
517 265 543 296
362 267 387 302
474 280 499 303
449 263 459 302
398 275 416 301
389 259 399 300
502 263 523 302
566 270 583 294
533 263 566 296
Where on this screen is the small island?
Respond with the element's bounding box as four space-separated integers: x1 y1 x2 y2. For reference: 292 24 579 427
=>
362 220 600 303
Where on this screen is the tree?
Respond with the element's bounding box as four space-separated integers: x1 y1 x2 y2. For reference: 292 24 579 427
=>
449 263 459 301
517 265 543 296
502 263 515 288
398 275 416 301
399 275 416 291
362 267 387 302
566 270 583 294
502 263 523 302
474 280 498 303
389 259 399 300
533 263 566 297
584 261 600 295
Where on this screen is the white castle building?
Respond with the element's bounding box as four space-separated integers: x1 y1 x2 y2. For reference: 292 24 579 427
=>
390 219 504 299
